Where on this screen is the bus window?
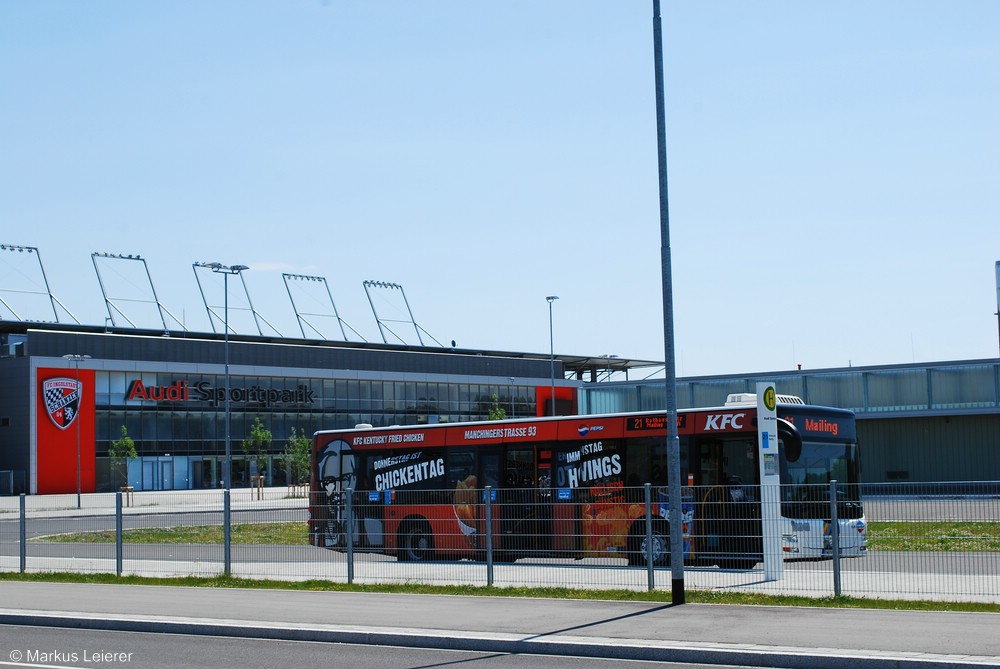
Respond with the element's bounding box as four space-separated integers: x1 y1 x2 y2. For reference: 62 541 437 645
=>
695 438 757 487
447 448 478 542
781 441 862 499
538 449 552 498
505 449 535 490
446 448 477 491
620 439 641 488
480 448 501 489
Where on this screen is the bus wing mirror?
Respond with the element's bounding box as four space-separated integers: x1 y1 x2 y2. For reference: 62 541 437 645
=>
778 419 802 463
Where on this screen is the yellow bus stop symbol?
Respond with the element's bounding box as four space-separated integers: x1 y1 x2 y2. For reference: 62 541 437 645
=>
763 386 776 411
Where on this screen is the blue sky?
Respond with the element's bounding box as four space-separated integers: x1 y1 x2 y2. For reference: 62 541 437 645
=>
2 1 998 377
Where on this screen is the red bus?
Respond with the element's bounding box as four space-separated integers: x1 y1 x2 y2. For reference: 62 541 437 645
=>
309 395 867 567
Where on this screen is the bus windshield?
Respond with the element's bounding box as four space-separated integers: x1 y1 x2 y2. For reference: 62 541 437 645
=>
781 439 863 518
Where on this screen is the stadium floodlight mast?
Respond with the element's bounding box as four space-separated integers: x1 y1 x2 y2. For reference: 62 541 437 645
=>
207 263 250 490
546 296 559 416
62 353 91 509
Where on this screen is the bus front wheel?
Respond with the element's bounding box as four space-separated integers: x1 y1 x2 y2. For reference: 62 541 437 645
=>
627 520 670 567
398 520 434 562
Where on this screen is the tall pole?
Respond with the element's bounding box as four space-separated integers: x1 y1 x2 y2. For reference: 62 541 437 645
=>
652 0 685 605
224 271 231 489
62 353 90 508
209 263 249 489
508 377 515 418
546 295 559 416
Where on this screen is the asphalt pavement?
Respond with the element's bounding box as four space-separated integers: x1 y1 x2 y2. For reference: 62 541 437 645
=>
0 581 998 669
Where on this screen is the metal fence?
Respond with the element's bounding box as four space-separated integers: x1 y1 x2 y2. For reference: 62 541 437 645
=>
1 483 997 603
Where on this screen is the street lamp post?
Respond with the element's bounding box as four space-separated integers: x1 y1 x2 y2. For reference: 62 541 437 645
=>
508 377 515 418
994 260 999 356
602 354 618 382
208 263 249 489
546 296 559 417
62 353 91 508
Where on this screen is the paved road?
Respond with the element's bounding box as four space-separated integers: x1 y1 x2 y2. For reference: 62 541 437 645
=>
0 625 756 669
0 581 998 668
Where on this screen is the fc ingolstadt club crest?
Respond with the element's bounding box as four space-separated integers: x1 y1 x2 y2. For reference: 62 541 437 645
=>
43 377 82 430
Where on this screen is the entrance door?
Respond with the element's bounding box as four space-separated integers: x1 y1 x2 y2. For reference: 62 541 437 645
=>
159 460 174 490
190 459 204 489
139 458 176 491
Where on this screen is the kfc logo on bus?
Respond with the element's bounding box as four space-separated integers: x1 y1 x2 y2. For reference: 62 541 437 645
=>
704 413 745 431
43 377 83 430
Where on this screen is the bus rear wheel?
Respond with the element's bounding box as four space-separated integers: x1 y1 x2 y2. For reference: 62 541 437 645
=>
398 520 434 562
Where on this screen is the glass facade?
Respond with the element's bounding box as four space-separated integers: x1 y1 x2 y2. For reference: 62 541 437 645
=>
579 361 1000 417
92 370 537 491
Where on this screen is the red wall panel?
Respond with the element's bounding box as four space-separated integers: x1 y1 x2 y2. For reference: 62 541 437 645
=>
36 368 96 495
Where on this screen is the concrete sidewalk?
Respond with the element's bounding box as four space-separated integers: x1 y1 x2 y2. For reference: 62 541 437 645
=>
0 487 308 515
0 581 998 668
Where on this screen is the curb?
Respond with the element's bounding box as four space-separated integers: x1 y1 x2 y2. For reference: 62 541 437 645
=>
0 610 996 669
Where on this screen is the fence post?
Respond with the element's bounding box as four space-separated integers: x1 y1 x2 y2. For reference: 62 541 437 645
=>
829 479 842 597
19 493 26 573
485 485 493 587
346 486 354 585
645 483 654 590
116 491 123 577
224 489 231 577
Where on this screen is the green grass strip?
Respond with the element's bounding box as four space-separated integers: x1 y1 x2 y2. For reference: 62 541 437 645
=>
867 522 1000 552
1 571 997 613
35 523 310 545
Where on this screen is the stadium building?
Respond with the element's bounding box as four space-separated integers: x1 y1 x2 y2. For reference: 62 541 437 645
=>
1 323 590 494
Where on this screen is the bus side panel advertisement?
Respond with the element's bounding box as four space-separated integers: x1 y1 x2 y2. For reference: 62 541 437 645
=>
691 410 756 434
372 449 446 492
558 418 628 441
554 440 636 555
371 447 477 555
346 428 448 449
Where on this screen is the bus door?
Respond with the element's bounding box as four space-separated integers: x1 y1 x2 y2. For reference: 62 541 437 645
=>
477 448 502 544
693 436 761 564
538 448 572 553
501 448 554 554
351 454 383 549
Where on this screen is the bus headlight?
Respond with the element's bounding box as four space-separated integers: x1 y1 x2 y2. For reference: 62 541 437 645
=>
782 533 800 554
